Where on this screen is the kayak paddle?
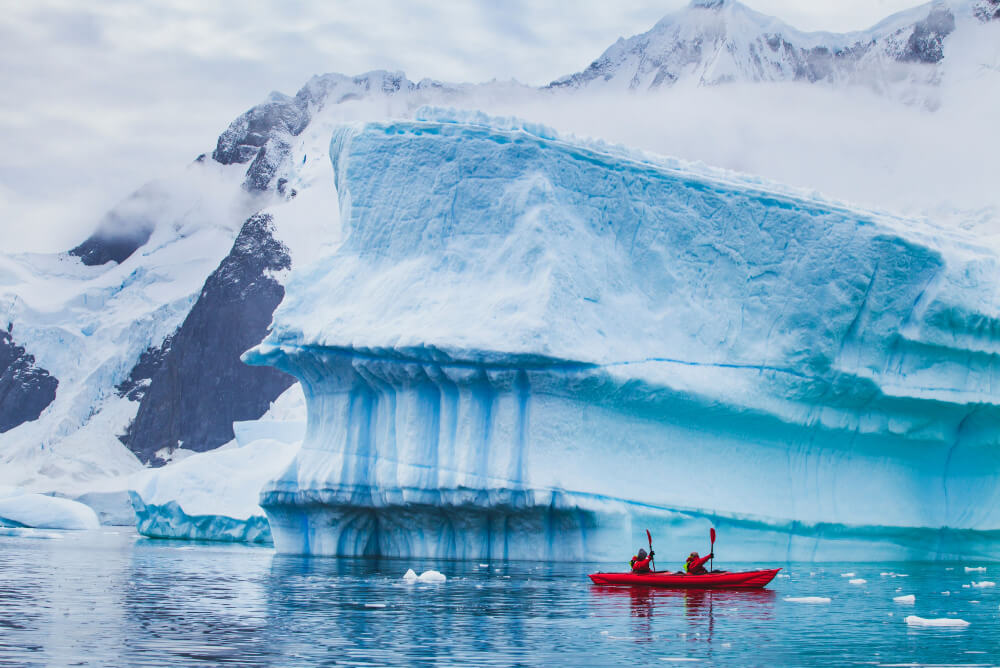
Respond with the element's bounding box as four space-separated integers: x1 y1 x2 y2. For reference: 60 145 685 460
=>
646 529 654 572
710 527 716 572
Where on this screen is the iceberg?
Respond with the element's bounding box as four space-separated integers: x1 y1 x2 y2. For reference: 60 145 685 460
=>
244 108 1000 561
0 486 100 530
129 437 299 543
904 615 969 627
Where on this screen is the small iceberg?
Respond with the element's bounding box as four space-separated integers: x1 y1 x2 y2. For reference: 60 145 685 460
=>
403 568 446 583
783 596 831 604
839 572 856 578
893 594 915 604
364 603 387 608
849 579 867 585
964 566 987 573
905 615 969 627
971 581 995 588
0 487 99 530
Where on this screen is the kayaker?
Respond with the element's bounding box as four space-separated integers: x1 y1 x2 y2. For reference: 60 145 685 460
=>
684 551 713 575
630 548 655 573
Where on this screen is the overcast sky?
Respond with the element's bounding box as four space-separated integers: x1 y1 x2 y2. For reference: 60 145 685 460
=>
0 0 925 253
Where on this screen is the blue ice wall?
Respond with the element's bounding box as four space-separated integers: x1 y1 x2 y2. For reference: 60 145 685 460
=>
245 108 1000 561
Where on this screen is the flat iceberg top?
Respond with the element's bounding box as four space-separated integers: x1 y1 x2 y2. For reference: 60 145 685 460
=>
254 108 998 383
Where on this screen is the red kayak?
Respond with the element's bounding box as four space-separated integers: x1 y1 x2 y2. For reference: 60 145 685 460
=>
589 568 781 589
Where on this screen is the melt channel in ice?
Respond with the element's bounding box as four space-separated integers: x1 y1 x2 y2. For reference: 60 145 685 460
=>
244 107 1000 562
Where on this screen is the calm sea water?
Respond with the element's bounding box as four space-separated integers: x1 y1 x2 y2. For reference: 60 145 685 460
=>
0 529 997 667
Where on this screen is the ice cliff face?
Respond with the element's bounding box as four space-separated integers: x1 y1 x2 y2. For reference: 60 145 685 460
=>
246 109 1000 561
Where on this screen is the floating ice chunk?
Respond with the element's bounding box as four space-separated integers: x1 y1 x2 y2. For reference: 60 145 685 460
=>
129 437 299 543
941 591 951 596
905 615 969 627
479 564 489 568
972 581 995 588
364 603 386 608
776 574 790 578
784 596 831 604
965 566 987 573
840 572 856 578
963 584 971 588
970 600 980 604
403 569 418 581
893 594 915 604
0 487 99 530
849 579 867 585
414 570 446 583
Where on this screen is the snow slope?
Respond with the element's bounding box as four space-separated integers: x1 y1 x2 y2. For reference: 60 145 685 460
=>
246 109 1000 561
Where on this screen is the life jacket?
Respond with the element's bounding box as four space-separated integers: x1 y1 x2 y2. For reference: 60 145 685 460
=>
629 555 638 569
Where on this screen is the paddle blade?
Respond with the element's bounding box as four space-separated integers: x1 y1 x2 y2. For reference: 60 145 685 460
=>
646 529 652 549
710 527 716 545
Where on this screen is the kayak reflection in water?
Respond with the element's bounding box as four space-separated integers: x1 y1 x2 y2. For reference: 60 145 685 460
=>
684 551 714 575
629 548 655 573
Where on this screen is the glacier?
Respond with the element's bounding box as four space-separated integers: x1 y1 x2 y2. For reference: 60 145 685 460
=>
244 108 1000 562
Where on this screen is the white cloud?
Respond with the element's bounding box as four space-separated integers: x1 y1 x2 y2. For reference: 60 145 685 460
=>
0 0 937 252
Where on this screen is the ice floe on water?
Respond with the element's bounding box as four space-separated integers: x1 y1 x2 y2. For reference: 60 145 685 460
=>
904 615 969 627
965 566 987 573
783 596 831 604
0 486 99 530
893 594 915 604
849 578 867 585
403 569 446 583
971 581 995 588
840 572 856 578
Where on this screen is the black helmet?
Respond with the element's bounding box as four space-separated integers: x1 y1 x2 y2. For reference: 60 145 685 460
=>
637 548 647 560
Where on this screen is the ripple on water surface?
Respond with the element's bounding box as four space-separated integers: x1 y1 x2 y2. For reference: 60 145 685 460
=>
0 531 995 666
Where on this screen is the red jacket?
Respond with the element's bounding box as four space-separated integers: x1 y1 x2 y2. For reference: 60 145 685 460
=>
685 554 712 574
631 556 653 573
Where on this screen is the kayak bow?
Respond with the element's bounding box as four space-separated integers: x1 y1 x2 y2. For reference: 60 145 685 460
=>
589 568 780 589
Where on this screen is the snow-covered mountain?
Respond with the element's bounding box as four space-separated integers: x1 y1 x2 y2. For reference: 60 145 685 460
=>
0 0 996 504
550 0 998 105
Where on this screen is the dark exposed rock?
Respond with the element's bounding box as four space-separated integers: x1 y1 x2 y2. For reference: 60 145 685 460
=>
68 182 163 266
115 336 173 402
211 92 309 167
0 326 58 433
212 71 429 193
974 0 1000 21
119 213 295 465
900 7 955 64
